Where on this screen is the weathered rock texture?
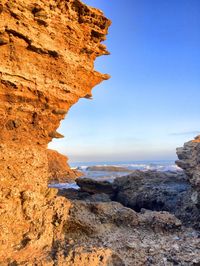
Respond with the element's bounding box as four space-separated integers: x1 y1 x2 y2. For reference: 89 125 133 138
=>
176 136 200 206
65 170 200 228
0 0 111 264
1 0 200 265
114 170 200 228
55 199 200 266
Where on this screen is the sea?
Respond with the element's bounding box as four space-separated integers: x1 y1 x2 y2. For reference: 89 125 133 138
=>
49 160 182 190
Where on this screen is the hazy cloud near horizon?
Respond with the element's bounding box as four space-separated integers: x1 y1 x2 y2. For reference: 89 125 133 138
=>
169 131 200 136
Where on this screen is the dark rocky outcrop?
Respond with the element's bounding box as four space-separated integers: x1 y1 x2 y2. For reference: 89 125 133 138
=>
176 136 200 207
113 170 188 211
64 170 200 228
113 170 200 226
76 178 114 196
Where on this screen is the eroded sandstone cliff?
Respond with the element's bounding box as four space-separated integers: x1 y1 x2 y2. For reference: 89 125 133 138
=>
0 0 111 264
1 1 200 265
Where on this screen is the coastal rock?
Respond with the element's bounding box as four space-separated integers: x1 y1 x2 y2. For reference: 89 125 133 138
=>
139 209 182 232
1 0 200 264
58 199 200 266
113 170 186 210
113 170 200 227
0 0 110 263
47 149 82 183
176 136 200 207
61 170 200 227
65 200 140 235
176 136 200 228
59 187 112 202
86 165 133 172
76 177 115 197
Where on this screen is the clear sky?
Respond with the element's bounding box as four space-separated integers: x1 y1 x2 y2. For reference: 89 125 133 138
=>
49 0 200 162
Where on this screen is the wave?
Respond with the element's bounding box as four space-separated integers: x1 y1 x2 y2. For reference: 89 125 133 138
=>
50 161 182 190
49 183 79 189
71 161 182 181
74 162 181 172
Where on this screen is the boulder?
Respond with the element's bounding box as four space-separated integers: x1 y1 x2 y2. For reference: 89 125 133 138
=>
76 178 115 197
112 170 200 227
113 170 189 212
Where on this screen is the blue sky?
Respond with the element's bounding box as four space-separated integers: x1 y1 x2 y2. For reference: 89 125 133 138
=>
49 0 200 162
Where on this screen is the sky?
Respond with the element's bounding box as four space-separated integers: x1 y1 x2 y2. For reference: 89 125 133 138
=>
49 0 200 162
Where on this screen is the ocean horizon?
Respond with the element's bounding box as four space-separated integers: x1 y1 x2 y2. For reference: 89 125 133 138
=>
69 159 180 172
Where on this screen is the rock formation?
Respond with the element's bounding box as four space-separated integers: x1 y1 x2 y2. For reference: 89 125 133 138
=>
76 178 114 196
48 149 82 183
65 170 200 228
54 198 200 265
113 171 188 211
176 136 200 206
86 165 133 172
0 0 111 264
1 0 200 265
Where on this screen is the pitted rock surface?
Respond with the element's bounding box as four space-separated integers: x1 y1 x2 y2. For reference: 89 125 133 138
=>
176 136 200 206
0 0 110 264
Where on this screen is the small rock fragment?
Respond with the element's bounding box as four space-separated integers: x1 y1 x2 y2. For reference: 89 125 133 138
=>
49 131 64 139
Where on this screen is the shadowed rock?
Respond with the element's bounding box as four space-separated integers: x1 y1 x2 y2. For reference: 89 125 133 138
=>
76 178 114 197
176 136 200 207
62 170 200 228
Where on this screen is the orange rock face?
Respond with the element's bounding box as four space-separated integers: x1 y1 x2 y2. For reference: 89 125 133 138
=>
0 0 110 145
47 149 82 183
0 0 110 263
